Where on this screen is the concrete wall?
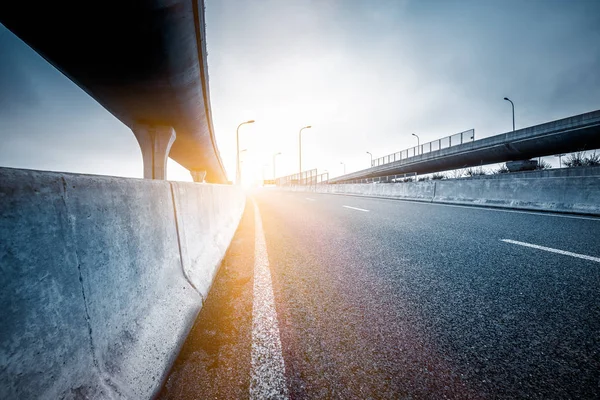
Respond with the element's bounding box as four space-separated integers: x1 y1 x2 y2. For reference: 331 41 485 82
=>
0 167 245 399
293 176 600 215
432 177 600 214
316 180 435 201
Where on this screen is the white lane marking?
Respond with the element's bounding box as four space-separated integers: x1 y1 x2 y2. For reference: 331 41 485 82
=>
342 205 370 212
501 239 600 263
250 201 289 400
305 197 316 201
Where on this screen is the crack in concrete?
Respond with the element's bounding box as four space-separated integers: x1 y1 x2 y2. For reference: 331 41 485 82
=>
60 177 118 398
76 262 98 370
61 178 99 370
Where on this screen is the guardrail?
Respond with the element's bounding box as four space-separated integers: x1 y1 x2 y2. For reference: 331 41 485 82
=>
372 129 475 167
340 172 417 184
275 170 331 186
317 172 330 184
275 169 318 186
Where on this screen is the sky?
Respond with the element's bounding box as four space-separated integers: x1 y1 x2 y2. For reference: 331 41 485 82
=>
1 0 599 182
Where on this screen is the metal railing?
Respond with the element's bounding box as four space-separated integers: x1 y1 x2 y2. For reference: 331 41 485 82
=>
275 169 318 186
339 172 417 184
315 172 329 184
372 129 475 167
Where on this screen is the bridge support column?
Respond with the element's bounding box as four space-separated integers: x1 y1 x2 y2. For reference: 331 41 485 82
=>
190 170 206 183
132 125 176 180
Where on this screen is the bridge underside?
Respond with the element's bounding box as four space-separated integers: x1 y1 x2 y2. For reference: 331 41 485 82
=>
330 110 600 183
0 0 227 183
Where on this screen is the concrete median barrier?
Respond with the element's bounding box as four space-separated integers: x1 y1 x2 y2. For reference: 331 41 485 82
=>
315 181 435 201
432 176 600 215
291 174 600 216
0 167 245 399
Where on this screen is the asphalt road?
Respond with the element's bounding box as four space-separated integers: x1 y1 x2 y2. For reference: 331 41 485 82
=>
159 190 600 399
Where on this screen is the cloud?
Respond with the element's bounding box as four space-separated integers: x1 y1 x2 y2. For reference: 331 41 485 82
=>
1 1 600 179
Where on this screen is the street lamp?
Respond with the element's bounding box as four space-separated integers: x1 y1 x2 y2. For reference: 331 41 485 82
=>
412 133 420 155
366 151 373 167
299 125 312 174
503 97 515 131
238 149 248 182
340 161 346 175
273 152 281 179
236 120 255 184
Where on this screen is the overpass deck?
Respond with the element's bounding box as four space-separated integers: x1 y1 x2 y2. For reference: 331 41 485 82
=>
330 109 600 183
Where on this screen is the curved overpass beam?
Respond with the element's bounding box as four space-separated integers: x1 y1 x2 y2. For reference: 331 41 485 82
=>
0 0 227 183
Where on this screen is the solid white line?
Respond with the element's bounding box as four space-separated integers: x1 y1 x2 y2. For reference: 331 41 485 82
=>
342 205 370 212
305 197 316 201
501 239 600 263
250 201 289 400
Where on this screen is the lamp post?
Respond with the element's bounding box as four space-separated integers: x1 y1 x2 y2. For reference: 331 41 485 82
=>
299 125 312 174
238 149 248 182
503 97 515 131
412 133 420 155
273 152 281 179
366 151 373 167
340 161 346 175
236 120 255 184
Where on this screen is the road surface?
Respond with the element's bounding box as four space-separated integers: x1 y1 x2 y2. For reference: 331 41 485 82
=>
159 190 600 399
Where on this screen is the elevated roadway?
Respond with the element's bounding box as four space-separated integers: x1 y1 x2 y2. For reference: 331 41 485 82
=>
330 109 600 183
0 0 226 182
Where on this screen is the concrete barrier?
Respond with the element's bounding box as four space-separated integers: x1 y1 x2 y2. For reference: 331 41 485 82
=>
315 181 435 201
291 175 600 216
433 177 600 215
0 167 245 399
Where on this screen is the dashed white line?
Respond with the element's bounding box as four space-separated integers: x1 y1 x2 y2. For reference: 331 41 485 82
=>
501 239 600 263
305 197 316 201
342 205 370 212
250 201 289 399
315 192 600 221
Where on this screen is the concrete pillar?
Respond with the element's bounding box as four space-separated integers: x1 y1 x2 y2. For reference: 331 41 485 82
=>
190 170 206 183
132 125 176 180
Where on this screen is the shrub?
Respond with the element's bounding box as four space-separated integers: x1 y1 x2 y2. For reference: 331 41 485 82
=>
535 160 552 170
585 152 600 166
563 152 586 167
465 167 487 176
494 164 509 174
431 173 445 180
448 168 467 179
563 151 600 167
